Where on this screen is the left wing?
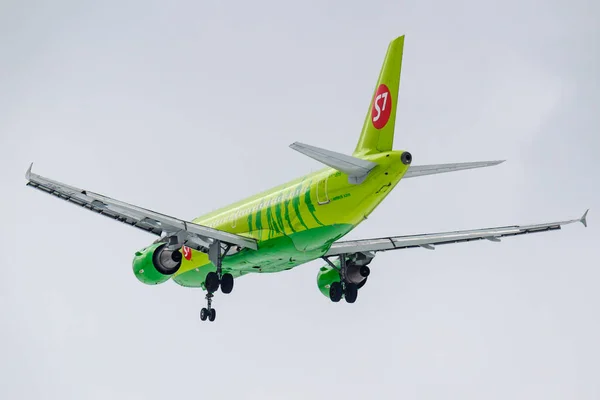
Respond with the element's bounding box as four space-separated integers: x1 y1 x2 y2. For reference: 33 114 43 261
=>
326 211 589 256
25 164 258 252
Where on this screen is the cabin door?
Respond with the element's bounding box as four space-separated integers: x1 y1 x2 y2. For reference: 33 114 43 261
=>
317 177 330 205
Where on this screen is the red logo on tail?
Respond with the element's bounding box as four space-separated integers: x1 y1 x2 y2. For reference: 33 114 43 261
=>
371 84 392 129
182 246 192 261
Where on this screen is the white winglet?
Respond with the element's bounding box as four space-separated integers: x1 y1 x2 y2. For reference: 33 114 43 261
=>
25 163 33 180
581 209 589 228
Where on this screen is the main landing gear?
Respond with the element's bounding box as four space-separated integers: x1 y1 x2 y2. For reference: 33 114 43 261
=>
323 253 370 304
200 239 235 323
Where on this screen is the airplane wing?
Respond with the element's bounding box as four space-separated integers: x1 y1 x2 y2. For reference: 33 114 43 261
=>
25 164 258 251
325 211 589 256
404 160 505 179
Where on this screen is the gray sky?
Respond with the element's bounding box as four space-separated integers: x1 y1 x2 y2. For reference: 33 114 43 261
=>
1 0 599 399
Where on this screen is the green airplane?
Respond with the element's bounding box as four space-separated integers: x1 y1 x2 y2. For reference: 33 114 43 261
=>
26 36 588 322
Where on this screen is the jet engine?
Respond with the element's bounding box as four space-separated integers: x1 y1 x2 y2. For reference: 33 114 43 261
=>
316 252 373 298
132 242 183 285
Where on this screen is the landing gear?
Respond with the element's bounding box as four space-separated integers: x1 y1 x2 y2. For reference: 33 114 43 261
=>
200 309 216 322
204 271 234 294
324 253 372 304
200 240 236 322
205 272 220 293
220 273 234 294
344 282 358 303
329 281 343 302
200 293 217 322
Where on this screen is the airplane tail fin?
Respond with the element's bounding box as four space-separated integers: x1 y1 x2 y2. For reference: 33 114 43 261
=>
353 35 405 156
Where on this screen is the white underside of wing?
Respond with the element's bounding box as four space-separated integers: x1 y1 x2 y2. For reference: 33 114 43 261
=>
326 211 589 256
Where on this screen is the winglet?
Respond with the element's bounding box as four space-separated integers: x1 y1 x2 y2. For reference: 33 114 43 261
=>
580 209 589 228
25 163 33 181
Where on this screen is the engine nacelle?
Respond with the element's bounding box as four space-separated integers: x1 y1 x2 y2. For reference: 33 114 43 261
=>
132 242 183 285
316 253 373 298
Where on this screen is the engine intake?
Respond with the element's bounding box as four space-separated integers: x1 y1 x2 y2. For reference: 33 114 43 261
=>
132 242 183 285
153 244 183 275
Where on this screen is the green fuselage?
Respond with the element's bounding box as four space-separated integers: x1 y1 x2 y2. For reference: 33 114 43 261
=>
167 150 409 289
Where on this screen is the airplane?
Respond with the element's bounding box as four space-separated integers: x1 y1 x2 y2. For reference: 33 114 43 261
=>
25 35 589 322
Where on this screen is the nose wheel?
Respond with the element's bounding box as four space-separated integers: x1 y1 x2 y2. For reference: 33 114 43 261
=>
200 293 217 322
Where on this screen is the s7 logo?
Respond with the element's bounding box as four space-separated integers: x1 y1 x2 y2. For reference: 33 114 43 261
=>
371 84 392 129
373 92 388 122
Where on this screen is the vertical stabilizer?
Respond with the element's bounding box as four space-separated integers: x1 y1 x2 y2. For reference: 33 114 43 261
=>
353 36 405 156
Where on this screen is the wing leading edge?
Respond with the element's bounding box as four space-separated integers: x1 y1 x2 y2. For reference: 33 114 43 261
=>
326 210 589 256
25 164 258 251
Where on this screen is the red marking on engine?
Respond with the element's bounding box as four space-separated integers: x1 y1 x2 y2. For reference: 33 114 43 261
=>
182 245 192 261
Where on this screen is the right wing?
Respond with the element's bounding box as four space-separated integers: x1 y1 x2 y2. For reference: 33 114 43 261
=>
326 211 589 256
25 164 258 252
404 160 505 179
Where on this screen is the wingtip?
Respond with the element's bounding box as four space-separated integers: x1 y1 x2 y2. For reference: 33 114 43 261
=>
580 209 589 228
25 162 33 180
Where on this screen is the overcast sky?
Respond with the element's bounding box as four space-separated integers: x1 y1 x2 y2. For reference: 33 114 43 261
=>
1 0 599 399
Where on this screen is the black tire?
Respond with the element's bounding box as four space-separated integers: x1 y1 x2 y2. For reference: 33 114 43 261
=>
205 272 220 293
220 273 234 294
152 244 181 275
329 281 343 302
345 283 358 304
209 308 216 322
200 308 208 321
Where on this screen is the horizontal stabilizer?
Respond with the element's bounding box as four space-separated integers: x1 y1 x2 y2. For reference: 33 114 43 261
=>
404 160 505 179
290 142 377 184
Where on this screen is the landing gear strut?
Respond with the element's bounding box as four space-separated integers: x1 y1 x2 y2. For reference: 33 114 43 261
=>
199 240 238 322
323 253 366 304
200 293 216 322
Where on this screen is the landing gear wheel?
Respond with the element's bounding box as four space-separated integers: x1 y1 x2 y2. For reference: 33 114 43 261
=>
205 272 220 293
220 273 234 294
329 281 343 302
200 308 208 321
208 308 216 322
344 283 358 303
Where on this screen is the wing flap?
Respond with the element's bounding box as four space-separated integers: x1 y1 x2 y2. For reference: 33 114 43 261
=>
326 212 588 256
26 164 258 251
